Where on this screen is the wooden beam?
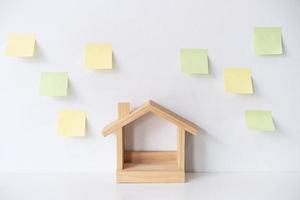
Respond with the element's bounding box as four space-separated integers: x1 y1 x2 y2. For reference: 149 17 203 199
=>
102 100 199 136
177 127 185 170
102 101 151 136
149 101 198 135
116 103 130 170
124 151 177 163
117 171 185 183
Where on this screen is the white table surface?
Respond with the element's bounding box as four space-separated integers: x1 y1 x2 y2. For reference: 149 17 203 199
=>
1 172 299 200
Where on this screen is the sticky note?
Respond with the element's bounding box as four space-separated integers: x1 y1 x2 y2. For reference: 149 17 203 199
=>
58 110 86 136
5 33 35 57
254 27 282 55
84 43 112 69
40 72 68 96
180 49 209 74
224 68 253 94
245 110 276 131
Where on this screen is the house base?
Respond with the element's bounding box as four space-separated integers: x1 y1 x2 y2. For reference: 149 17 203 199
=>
117 170 185 183
117 151 185 183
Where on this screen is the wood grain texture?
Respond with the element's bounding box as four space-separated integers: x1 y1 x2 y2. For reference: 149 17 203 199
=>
123 151 178 171
148 100 198 135
116 103 130 170
124 151 177 163
177 127 185 170
102 100 199 136
123 162 178 171
102 101 151 136
117 170 185 183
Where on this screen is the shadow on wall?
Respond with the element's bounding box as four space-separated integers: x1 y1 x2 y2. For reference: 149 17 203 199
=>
185 127 220 172
124 113 177 151
23 42 47 63
185 129 203 172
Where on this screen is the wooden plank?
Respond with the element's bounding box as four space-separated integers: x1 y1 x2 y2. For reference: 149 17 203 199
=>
177 127 185 170
116 103 130 170
117 170 185 183
149 101 199 135
123 162 178 171
124 151 177 163
123 151 178 171
102 101 151 136
102 100 199 136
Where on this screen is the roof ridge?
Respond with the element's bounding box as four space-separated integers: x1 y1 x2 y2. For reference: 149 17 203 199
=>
101 100 199 136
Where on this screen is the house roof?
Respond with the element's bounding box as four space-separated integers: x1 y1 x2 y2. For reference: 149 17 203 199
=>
102 100 199 136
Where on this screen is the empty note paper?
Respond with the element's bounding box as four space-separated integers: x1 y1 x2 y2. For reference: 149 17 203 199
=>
180 49 209 74
84 43 112 69
58 110 86 136
245 110 276 131
5 33 35 57
254 27 282 55
40 72 68 96
224 68 253 94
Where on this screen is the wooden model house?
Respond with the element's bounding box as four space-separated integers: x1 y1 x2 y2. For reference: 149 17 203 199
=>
101 100 199 183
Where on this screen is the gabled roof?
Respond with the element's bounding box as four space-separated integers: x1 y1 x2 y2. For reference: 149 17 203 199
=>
102 100 199 136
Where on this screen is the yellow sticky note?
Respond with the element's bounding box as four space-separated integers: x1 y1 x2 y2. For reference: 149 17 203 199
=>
84 43 112 69
224 68 253 94
254 27 282 55
5 33 35 57
58 110 86 137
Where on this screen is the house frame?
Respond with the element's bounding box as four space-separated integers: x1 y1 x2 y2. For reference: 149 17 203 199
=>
102 100 199 183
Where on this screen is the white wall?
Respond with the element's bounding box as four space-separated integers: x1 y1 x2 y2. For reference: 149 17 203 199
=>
124 114 177 151
0 0 300 172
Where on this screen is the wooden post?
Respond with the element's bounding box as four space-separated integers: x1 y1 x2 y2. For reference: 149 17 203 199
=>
177 127 185 170
116 102 130 170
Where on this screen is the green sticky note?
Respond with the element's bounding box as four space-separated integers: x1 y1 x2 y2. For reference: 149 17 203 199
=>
245 110 276 131
40 72 68 96
254 27 282 55
180 48 209 74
